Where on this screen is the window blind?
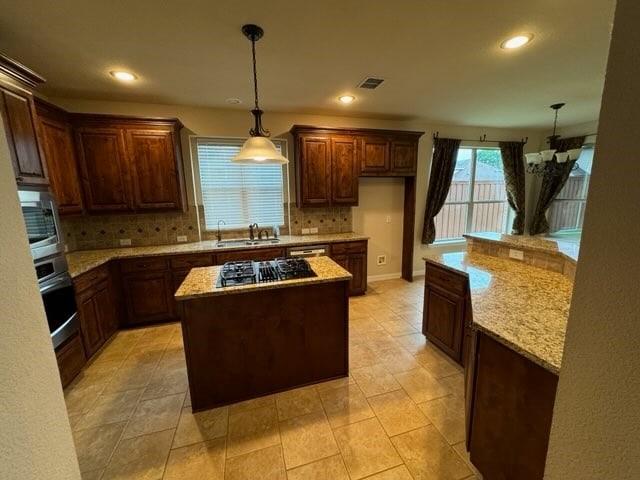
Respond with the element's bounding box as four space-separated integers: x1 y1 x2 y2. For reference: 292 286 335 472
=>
196 138 286 230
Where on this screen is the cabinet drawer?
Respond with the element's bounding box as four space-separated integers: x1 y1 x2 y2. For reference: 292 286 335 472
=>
425 263 467 295
120 257 169 273
55 332 86 388
331 241 367 255
74 263 109 293
170 254 214 270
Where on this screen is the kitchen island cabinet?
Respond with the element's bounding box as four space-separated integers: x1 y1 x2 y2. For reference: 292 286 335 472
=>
175 256 351 411
330 240 367 295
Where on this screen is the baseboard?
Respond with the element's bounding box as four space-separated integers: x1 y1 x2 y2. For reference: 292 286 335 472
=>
367 272 401 282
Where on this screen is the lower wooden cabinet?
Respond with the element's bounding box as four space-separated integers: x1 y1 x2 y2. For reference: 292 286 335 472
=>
422 261 469 365
55 332 86 388
75 272 117 358
216 247 285 264
121 269 176 326
330 241 367 296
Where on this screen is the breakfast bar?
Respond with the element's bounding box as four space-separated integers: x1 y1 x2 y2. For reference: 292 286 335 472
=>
175 256 352 412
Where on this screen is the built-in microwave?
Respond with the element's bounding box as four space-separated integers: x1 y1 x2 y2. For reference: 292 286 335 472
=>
18 188 64 261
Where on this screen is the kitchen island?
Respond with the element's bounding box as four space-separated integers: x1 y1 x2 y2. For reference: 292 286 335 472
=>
174 256 352 412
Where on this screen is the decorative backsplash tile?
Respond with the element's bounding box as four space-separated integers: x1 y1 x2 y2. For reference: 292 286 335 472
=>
61 205 353 251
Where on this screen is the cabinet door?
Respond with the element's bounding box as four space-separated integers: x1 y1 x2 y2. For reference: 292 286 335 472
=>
38 114 84 214
360 136 390 175
55 333 86 388
126 128 183 210
297 136 331 207
77 287 104 358
423 283 464 362
330 136 359 205
347 253 367 295
122 271 175 326
0 88 47 185
75 127 131 212
95 281 118 341
216 247 285 264
390 139 417 175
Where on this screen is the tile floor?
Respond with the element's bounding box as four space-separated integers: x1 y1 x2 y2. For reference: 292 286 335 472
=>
65 277 483 479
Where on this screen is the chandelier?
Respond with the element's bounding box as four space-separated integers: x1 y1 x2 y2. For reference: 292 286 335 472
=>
525 103 582 177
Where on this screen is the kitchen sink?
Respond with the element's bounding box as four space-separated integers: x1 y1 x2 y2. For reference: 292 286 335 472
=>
216 238 281 247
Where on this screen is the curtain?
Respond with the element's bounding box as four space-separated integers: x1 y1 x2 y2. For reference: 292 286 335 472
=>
422 137 461 244
499 141 526 234
530 136 586 235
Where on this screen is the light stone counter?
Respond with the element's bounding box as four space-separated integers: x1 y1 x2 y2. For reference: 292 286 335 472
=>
66 233 368 278
464 232 579 262
424 251 573 374
174 256 352 300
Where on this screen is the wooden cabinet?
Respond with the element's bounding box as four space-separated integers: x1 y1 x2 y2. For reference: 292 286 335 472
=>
360 136 390 173
35 99 84 214
74 264 117 358
216 247 285 264
330 136 359 205
330 241 368 296
360 134 419 176
73 114 185 214
422 262 469 364
55 332 86 388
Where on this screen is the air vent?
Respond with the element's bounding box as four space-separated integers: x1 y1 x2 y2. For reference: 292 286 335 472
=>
358 77 384 89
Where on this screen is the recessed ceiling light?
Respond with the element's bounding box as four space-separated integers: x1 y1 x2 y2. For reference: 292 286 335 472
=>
500 34 534 49
338 95 355 104
225 98 242 104
110 71 137 81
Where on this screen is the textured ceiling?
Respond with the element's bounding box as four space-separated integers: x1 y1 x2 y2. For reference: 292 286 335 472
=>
0 0 615 128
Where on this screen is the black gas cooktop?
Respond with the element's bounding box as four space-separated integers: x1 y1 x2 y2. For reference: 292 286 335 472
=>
216 257 317 288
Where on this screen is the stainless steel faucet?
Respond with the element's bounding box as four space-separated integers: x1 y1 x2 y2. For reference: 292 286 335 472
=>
249 223 259 240
217 219 226 242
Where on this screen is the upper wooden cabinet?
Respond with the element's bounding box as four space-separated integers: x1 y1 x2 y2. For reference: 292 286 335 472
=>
0 53 47 186
291 125 422 208
35 99 84 214
72 114 186 214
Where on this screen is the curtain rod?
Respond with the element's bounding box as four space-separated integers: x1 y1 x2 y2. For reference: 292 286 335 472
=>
433 131 528 145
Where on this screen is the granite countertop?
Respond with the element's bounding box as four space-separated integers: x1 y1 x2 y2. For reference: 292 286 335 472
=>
66 233 369 278
424 251 573 374
464 232 579 262
175 256 352 300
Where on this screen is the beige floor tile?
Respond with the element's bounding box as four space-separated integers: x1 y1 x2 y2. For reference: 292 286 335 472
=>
183 390 192 408
228 395 275 415
351 364 401 398
226 405 280 458
81 469 105 480
391 425 471 480
73 421 127 472
415 346 463 379
102 429 173 480
101 365 156 394
379 319 419 337
367 307 402 323
365 464 414 479
78 389 144 429
395 308 423 324
158 347 187 371
122 393 184 439
376 347 422 374
333 417 403 479
225 444 286 480
394 333 430 355
121 349 165 369
173 406 228 448
359 330 400 352
452 442 483 478
318 383 375 429
65 383 105 415
349 344 380 369
279 410 338 469
164 437 226 480
418 395 466 445
314 375 354 393
68 413 85 431
394 368 451 404
439 373 465 397
286 454 349 480
275 385 323 421
142 368 189 400
367 389 430 437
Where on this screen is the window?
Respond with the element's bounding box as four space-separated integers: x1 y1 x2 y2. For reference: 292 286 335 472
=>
196 138 287 230
547 146 594 235
434 147 509 241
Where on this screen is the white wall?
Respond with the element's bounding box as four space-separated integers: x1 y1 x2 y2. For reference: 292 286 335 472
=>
52 97 543 277
545 1 640 478
0 118 81 477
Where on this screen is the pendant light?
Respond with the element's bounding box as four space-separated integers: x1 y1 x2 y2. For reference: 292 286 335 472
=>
231 24 288 165
524 103 582 177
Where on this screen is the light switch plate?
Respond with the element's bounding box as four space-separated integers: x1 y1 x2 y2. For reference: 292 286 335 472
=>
177 235 188 242
385 215 391 224
119 239 132 246
301 228 310 234
309 227 318 234
509 249 524 260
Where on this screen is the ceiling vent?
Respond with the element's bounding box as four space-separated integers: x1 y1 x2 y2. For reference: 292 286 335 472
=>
358 77 384 89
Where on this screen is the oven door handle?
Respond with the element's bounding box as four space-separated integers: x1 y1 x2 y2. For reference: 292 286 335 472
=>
39 275 73 294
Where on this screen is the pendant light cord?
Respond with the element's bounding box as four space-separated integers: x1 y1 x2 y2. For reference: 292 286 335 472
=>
251 37 260 110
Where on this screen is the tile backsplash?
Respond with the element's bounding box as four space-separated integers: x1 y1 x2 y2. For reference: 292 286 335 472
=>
61 205 353 251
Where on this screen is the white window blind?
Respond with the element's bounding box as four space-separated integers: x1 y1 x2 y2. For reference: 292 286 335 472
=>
196 138 286 230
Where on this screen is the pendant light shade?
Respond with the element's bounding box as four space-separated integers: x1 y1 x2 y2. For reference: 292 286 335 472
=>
232 136 289 164
231 24 288 165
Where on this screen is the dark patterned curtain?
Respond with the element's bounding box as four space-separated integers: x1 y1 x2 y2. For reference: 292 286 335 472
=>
499 141 526 234
422 137 461 244
530 136 586 235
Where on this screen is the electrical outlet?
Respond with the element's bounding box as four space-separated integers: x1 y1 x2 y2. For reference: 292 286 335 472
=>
119 239 132 246
309 227 318 234
177 235 188 242
301 228 310 234
509 249 524 260
377 255 387 265
385 215 391 224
